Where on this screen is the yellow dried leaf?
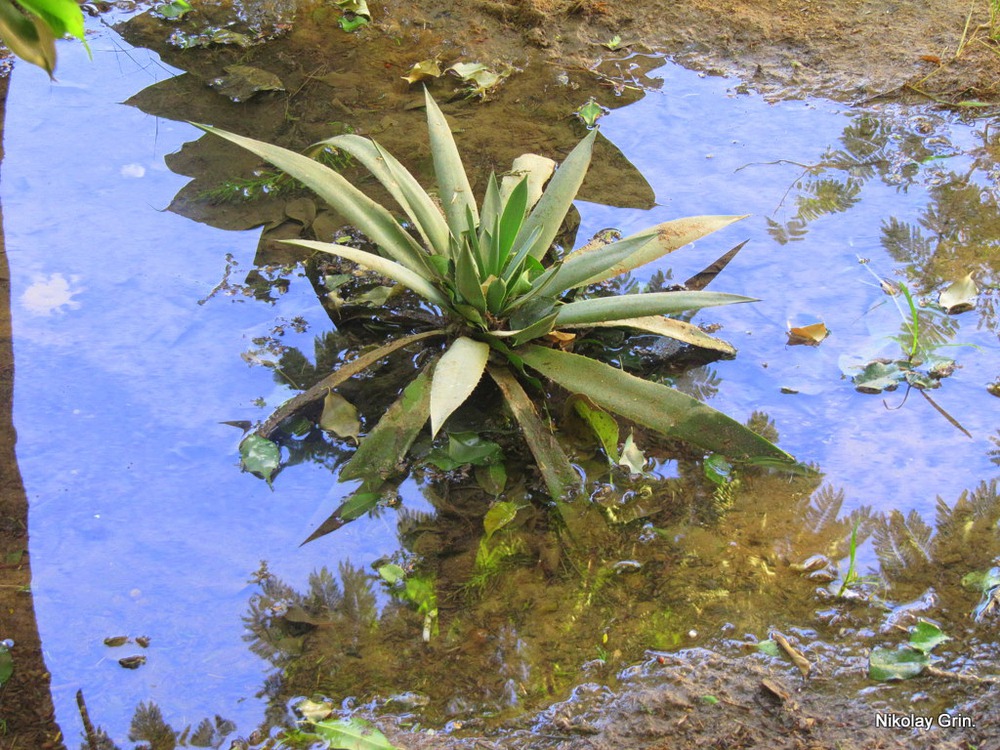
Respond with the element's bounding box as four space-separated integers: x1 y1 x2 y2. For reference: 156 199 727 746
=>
787 322 828 346
402 59 442 84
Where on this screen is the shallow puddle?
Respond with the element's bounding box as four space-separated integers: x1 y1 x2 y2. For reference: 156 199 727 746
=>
3 7 999 747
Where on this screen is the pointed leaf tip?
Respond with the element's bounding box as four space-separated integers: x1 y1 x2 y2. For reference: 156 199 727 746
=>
430 337 490 437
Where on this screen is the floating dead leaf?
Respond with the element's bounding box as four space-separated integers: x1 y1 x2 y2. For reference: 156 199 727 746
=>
284 198 317 225
544 330 576 349
319 391 360 442
939 272 977 314
208 65 285 103
402 59 442 84
787 322 828 346
770 630 811 678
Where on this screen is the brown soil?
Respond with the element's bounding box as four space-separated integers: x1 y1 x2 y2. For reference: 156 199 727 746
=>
3 0 1000 748
393 0 1000 103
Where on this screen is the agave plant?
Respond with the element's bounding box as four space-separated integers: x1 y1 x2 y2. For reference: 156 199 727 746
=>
200 90 795 524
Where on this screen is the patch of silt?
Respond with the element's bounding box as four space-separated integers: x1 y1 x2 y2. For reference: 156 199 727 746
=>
221 465 1000 749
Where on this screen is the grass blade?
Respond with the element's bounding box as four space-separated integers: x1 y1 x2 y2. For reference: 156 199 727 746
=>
517 345 795 464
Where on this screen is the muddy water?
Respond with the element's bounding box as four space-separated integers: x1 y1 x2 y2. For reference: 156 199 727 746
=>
3 10 999 749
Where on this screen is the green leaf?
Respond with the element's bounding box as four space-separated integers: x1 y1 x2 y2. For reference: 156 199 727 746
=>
315 135 450 257
572 215 747 288
0 644 12 686
509 311 559 347
517 346 795 465
0 0 56 76
939 272 977 314
498 177 529 261
488 365 581 499
338 14 368 31
757 639 781 657
515 129 598 261
377 563 407 585
567 394 620 462
427 432 501 469
17 0 84 39
455 244 488 312
484 501 522 540
430 337 490 437
424 88 478 243
562 315 736 356
909 620 950 654
319 391 360 441
239 434 281 484
340 366 433 482
575 98 605 128
196 125 433 278
475 462 507 495
618 431 646 474
284 240 451 309
703 453 732 485
853 361 904 394
554 291 756 326
868 646 930 681
301 485 392 544
311 717 399 750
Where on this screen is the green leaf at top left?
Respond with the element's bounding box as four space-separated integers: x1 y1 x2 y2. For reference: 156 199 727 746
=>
240 434 280 485
0 0 56 76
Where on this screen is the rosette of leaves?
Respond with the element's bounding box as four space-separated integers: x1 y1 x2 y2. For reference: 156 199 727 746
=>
199 90 795 525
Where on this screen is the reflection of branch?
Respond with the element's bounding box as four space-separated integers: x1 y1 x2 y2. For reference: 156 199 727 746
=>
258 329 445 438
918 389 972 439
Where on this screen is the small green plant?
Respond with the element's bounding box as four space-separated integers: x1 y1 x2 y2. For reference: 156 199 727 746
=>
200 91 795 526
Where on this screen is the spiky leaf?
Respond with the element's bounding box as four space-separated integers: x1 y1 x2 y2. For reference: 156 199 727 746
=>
430 337 490 437
518 346 794 464
555 291 755 326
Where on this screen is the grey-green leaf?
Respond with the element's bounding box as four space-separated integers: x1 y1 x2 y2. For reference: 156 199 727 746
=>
319 391 360 441
515 129 598 261
562 315 736 356
430 337 490 438
518 345 794 464
868 646 929 681
488 365 581 499
196 124 432 277
340 367 433 482
284 240 451 309
555 291 756 326
316 135 450 257
424 88 478 241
